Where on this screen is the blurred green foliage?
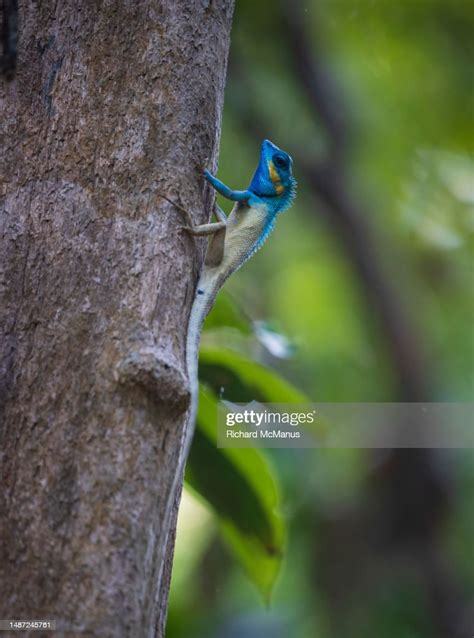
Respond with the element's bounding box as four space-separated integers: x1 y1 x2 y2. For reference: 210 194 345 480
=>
167 1 474 637
187 386 286 602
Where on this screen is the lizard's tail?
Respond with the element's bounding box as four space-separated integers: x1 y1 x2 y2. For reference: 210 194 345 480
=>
154 270 219 603
185 269 219 432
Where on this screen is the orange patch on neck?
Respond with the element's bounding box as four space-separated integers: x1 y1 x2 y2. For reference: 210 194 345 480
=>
268 160 284 195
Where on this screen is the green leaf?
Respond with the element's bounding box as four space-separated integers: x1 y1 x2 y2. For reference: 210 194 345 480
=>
199 347 308 403
203 292 252 334
185 386 285 603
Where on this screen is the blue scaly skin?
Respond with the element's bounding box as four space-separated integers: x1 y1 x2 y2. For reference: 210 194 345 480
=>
157 140 296 592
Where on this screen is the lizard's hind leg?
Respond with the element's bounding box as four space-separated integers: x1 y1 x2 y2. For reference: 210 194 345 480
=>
160 194 227 266
159 194 226 236
186 203 227 267
182 220 226 237
182 202 227 237
204 204 227 267
158 194 195 228
213 203 227 223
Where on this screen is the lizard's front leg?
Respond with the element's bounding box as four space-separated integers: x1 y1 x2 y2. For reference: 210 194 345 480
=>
204 170 252 202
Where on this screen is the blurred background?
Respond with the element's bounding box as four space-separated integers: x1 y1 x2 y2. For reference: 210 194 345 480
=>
167 1 474 636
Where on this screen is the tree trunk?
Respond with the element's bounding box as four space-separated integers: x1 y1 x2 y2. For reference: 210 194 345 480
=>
0 1 234 636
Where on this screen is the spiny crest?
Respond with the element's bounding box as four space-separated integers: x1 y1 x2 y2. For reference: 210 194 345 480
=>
248 177 295 250
246 217 276 262
277 175 297 213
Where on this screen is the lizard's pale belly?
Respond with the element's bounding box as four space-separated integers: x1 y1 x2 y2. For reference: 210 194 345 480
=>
196 201 273 317
213 202 269 278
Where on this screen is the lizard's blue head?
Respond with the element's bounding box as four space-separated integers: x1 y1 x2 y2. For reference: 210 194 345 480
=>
248 139 296 210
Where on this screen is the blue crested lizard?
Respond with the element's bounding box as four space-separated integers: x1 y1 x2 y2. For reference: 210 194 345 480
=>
157 139 296 587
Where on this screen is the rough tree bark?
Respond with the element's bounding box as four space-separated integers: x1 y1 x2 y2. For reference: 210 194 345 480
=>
0 1 234 636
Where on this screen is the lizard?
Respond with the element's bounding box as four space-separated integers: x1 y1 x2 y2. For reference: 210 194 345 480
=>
156 138 296 596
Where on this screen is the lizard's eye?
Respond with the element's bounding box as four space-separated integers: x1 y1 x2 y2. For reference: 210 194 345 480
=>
273 154 288 169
